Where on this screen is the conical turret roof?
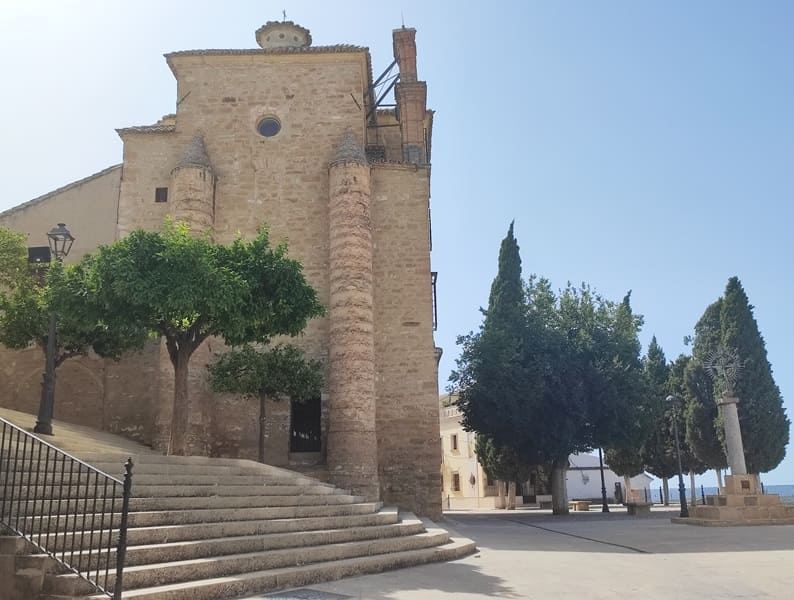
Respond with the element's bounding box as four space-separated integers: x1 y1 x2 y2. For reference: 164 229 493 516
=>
173 135 212 172
330 130 367 166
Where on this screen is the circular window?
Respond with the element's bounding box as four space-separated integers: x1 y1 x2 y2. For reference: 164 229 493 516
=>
257 117 281 138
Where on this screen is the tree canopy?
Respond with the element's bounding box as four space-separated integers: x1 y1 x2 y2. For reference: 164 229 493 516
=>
208 344 323 462
0 227 136 365
688 277 789 473
451 223 647 514
64 222 325 454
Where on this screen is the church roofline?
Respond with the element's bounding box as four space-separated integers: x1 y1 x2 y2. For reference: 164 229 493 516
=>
116 124 176 136
0 164 122 219
165 45 369 75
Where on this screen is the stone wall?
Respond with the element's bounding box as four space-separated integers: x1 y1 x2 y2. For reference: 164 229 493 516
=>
371 164 441 518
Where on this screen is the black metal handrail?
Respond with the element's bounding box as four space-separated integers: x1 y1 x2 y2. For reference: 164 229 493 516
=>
0 417 133 598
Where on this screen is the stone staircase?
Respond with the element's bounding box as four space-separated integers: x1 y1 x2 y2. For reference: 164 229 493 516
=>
0 408 475 599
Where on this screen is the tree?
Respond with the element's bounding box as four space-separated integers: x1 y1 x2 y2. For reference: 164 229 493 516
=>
452 222 535 453
639 337 677 503
452 225 647 516
0 227 141 426
0 227 28 291
475 434 532 510
68 222 324 454
208 344 323 463
718 277 789 473
687 278 790 476
685 300 728 483
604 446 645 503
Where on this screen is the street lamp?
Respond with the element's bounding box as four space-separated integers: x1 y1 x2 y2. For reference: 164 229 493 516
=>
665 394 689 518
33 223 75 435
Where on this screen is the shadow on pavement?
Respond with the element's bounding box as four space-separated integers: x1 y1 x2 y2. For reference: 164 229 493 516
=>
442 510 794 554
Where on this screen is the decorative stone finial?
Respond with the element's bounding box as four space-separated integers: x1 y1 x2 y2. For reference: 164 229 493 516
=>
173 136 212 172
331 130 367 167
256 21 312 49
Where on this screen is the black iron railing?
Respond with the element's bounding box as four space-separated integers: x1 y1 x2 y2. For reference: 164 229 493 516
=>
0 417 132 598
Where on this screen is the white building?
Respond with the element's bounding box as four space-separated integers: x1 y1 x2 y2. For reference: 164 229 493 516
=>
566 453 653 502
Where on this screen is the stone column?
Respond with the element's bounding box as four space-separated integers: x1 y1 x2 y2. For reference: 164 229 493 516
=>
718 393 747 475
170 136 215 237
326 130 379 500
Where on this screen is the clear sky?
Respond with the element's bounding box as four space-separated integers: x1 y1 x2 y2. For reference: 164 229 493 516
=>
1 1 792 484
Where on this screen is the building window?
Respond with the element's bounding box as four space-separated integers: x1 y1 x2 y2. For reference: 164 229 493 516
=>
452 472 461 492
257 117 281 137
451 434 458 451
155 187 168 203
486 472 495 487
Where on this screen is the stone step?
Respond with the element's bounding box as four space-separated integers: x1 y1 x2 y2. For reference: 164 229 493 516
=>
1 459 248 478
46 530 450 594
76 518 428 571
7 482 340 501
132 483 343 498
3 471 313 488
22 502 384 533
8 493 364 517
38 508 402 553
74 536 476 600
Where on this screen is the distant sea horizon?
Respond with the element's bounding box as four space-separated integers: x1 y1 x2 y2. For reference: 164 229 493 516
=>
637 484 794 504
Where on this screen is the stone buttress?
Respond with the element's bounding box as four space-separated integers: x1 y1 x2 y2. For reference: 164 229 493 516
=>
154 135 217 453
326 131 379 501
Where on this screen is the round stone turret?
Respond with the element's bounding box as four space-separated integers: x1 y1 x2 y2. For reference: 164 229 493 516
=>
255 21 312 49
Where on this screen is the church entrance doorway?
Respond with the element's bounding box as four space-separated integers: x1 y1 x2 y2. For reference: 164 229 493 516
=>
290 396 321 453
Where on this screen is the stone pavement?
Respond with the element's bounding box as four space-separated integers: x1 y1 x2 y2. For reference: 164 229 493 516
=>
252 505 794 599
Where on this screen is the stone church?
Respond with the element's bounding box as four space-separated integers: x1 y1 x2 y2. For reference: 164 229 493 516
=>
0 21 441 517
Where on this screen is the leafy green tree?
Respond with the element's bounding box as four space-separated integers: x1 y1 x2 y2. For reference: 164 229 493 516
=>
452 225 647 515
1 228 139 429
208 344 323 463
521 282 645 514
0 227 28 291
67 222 324 454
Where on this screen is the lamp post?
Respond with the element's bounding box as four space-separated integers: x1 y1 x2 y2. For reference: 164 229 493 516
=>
665 394 689 518
597 447 609 512
33 223 75 436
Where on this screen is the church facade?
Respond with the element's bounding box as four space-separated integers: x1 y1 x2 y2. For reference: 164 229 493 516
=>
0 21 441 517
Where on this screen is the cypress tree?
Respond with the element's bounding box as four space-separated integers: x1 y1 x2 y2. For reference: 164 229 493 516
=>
719 277 789 473
640 337 678 481
685 300 727 470
452 222 532 451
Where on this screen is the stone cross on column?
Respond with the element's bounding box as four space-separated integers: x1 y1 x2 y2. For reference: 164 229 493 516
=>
706 347 747 475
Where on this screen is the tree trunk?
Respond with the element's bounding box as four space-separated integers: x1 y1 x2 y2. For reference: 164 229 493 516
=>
507 481 516 510
168 351 191 455
662 477 670 506
551 458 569 515
495 480 505 509
258 396 267 463
689 471 697 507
623 475 631 503
716 468 724 490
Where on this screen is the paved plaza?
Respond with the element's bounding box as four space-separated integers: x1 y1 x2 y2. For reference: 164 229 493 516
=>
262 506 794 600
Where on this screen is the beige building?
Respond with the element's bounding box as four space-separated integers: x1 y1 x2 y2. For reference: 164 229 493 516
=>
0 21 441 517
440 394 526 509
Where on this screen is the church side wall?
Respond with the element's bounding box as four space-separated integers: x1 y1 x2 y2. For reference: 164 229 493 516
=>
371 165 441 519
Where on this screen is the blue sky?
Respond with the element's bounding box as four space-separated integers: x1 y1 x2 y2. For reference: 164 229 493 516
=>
1 1 792 484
